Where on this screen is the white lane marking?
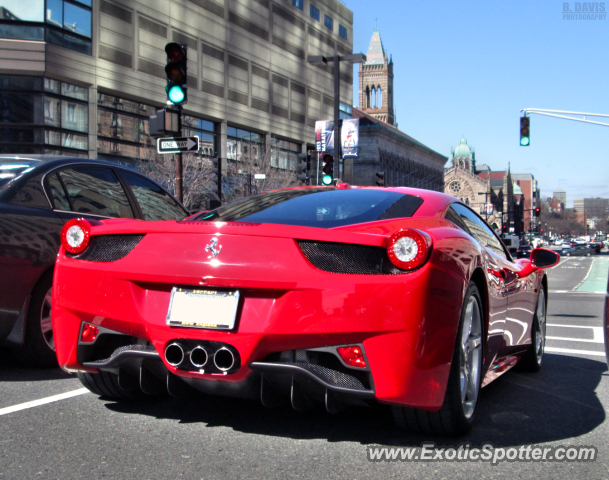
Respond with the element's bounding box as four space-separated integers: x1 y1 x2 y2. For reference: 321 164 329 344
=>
545 346 605 357
546 336 604 344
0 388 89 416
549 291 604 294
573 258 595 291
547 324 604 341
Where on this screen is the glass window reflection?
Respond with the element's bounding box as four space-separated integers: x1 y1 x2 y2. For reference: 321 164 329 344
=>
64 2 91 38
45 0 62 27
0 0 44 22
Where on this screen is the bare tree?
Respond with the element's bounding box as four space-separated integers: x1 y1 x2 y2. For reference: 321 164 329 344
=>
221 142 301 204
137 142 303 211
138 149 217 212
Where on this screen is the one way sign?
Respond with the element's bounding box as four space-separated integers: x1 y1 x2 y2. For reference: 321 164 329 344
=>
157 136 200 154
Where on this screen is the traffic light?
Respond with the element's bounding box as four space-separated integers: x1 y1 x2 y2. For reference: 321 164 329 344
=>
534 207 541 216
520 116 530 146
149 108 181 137
375 172 385 186
296 152 311 184
210 157 221 200
165 43 188 104
321 154 333 186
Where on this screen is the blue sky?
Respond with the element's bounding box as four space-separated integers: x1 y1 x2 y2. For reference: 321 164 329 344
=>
346 0 609 207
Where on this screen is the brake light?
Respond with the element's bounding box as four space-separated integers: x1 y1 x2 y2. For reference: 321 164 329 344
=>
80 323 99 343
337 346 367 368
61 218 92 254
386 229 432 271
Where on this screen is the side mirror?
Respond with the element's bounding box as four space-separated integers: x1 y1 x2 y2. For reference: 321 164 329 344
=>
531 248 560 268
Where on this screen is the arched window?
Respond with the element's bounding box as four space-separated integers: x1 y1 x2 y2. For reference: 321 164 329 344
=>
378 87 382 108
371 87 376 108
365 86 370 108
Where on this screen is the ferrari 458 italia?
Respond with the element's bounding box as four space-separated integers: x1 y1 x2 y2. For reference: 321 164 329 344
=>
53 186 559 435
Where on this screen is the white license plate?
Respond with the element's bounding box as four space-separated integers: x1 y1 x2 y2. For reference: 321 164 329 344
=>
166 287 240 330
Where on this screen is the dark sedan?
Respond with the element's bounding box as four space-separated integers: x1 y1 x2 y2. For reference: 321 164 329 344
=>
0 155 188 367
561 245 594 256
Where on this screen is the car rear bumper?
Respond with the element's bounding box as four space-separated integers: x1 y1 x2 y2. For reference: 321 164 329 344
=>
53 237 465 410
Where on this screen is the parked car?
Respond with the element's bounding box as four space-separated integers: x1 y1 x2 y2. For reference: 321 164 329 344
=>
516 244 533 258
587 241 603 253
562 245 593 256
53 186 558 436
0 155 189 367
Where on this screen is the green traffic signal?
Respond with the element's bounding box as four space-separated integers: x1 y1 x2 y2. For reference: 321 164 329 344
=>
520 116 530 146
165 43 188 105
321 174 333 185
166 84 186 104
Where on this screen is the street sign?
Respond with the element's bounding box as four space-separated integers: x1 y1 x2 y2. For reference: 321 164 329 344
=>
157 136 199 154
253 174 266 180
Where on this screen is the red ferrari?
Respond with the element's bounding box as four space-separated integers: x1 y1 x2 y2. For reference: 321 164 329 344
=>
53 186 559 436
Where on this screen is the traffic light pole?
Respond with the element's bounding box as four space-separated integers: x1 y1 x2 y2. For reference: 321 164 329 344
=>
174 105 183 203
520 108 609 127
333 54 341 183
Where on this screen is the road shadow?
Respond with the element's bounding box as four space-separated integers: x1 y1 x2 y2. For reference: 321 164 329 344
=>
104 353 607 448
0 348 69 381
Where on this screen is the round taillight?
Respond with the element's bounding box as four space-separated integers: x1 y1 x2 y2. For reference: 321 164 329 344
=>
386 229 432 271
61 218 92 255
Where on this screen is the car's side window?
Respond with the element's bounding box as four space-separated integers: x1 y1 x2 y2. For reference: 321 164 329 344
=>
449 203 508 259
46 173 71 211
120 171 186 221
8 173 50 209
57 166 135 218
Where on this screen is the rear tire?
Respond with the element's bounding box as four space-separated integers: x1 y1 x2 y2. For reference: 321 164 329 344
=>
13 272 58 368
392 282 483 436
77 371 145 401
518 287 546 372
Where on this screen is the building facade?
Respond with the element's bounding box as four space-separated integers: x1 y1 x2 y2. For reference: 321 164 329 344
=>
347 29 444 189
512 173 540 233
553 188 567 207
357 27 394 125
573 198 609 231
0 0 354 171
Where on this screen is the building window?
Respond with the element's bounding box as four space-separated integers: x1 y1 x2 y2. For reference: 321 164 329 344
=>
291 0 303 10
339 24 347 40
271 137 299 170
324 14 333 31
310 4 320 21
0 0 92 54
227 127 262 162
0 75 89 155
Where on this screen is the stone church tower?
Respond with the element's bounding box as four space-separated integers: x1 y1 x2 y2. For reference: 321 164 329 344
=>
358 28 395 125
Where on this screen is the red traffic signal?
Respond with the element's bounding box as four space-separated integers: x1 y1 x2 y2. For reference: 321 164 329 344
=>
534 207 541 216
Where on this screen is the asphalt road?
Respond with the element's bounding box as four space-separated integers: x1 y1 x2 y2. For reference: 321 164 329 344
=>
1 254 608 479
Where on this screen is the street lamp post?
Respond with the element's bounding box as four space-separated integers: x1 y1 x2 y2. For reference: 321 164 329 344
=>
307 53 366 184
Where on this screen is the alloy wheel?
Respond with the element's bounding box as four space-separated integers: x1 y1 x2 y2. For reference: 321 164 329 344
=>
460 295 482 419
39 287 54 351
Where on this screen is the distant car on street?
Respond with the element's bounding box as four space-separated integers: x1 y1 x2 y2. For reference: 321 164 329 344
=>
0 155 189 367
562 245 594 257
588 241 603 253
516 244 533 258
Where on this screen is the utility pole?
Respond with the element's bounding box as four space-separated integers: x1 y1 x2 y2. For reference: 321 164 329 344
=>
308 53 366 183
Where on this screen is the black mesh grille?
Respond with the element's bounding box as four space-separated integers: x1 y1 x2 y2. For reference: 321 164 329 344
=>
297 240 405 275
86 343 157 365
67 234 145 262
286 362 368 390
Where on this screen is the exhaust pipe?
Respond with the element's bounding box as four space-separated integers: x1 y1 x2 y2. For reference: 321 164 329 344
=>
190 346 209 368
214 347 236 371
165 343 186 367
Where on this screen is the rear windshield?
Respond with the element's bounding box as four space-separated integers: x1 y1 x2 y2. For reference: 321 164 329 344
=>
0 160 38 190
191 188 423 228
